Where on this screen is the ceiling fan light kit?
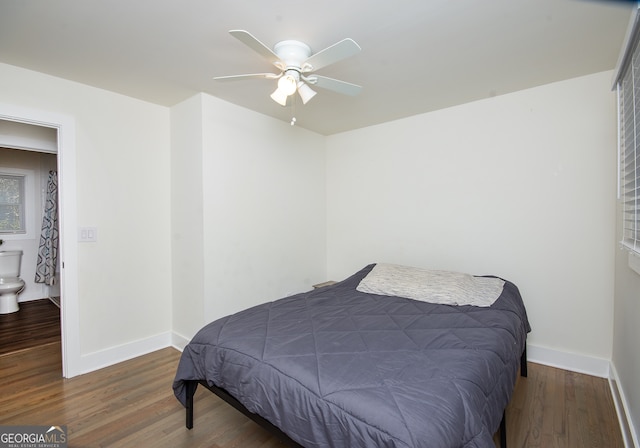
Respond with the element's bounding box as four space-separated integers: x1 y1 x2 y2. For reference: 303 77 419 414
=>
214 30 362 107
270 87 289 106
270 69 318 106
296 81 317 104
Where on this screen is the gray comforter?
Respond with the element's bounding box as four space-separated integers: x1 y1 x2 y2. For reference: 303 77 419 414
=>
173 264 530 447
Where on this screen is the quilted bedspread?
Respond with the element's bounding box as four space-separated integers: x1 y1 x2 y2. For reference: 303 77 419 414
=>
173 264 530 448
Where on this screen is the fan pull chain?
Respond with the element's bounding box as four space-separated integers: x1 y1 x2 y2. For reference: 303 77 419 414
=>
290 96 297 126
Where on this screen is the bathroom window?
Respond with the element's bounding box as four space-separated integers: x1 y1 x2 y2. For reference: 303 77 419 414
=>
0 173 26 234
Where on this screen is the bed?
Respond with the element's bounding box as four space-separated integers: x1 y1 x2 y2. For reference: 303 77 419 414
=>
173 263 530 448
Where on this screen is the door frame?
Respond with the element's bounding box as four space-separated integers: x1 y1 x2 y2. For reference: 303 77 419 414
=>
0 102 80 378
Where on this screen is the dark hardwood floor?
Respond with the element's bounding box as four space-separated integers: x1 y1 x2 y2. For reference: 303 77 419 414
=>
0 298 60 356
0 302 625 447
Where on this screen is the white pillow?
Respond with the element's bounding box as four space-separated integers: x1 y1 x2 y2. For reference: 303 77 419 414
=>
356 263 505 307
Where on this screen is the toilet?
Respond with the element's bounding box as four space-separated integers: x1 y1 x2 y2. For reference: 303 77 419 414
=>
0 250 26 314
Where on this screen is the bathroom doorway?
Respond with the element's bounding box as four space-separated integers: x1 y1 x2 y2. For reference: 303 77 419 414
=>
0 133 60 369
0 145 59 299
0 106 80 378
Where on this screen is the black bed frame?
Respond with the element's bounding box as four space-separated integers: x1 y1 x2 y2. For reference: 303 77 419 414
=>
184 346 528 448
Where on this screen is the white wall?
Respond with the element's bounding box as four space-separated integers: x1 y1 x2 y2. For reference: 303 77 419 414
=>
170 93 328 344
326 71 617 365
0 63 172 366
171 94 205 341
201 93 327 323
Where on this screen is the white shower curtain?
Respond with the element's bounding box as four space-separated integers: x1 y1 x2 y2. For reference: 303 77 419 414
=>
35 170 59 286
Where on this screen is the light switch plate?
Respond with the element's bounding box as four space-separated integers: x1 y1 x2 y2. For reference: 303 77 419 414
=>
78 227 97 242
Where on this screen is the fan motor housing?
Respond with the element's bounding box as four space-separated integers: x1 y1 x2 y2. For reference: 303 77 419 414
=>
274 40 311 69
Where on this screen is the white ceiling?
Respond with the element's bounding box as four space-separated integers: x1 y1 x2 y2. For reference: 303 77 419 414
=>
0 0 633 135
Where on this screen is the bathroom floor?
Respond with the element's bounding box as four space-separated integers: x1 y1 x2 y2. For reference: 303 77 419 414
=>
0 299 61 356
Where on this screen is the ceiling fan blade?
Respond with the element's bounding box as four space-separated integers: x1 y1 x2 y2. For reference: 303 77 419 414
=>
214 73 280 81
307 75 362 96
229 30 284 69
302 38 361 72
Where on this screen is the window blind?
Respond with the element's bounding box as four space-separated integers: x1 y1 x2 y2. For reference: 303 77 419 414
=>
618 9 640 253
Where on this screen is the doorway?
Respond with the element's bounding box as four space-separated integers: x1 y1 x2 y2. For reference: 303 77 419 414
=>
0 146 61 354
0 104 80 378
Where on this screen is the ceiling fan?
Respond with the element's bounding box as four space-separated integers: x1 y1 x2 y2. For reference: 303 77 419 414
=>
214 30 362 106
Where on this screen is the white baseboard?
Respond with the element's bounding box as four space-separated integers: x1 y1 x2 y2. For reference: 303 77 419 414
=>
77 331 191 376
526 344 610 377
79 339 614 378
609 363 639 448
171 332 190 352
79 331 172 375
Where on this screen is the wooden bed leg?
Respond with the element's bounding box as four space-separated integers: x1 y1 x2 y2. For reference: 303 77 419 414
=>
185 381 198 430
500 410 507 448
520 346 528 378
